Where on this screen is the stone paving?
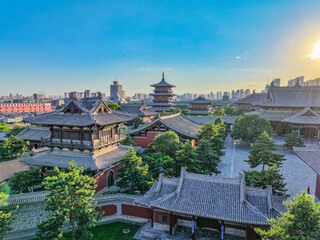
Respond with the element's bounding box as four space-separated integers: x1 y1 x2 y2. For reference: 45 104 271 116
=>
219 135 317 201
160 226 244 240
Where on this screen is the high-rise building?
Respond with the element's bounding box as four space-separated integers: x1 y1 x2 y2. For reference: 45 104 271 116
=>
287 76 304 86
244 89 251 97
110 81 124 98
84 90 91 98
272 78 281 87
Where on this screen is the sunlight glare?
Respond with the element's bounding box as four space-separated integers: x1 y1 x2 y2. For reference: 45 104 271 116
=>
308 42 320 61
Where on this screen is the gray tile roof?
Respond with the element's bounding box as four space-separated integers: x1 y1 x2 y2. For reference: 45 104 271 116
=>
249 110 296 122
16 126 50 141
186 116 237 124
282 107 320 124
0 159 30 182
136 169 285 226
151 74 175 88
293 147 320 175
236 93 267 104
120 104 157 117
0 132 6 141
129 113 201 139
20 145 141 171
259 84 320 107
189 95 212 104
25 98 137 127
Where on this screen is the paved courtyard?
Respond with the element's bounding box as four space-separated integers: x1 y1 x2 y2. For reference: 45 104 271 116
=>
219 135 317 201
160 226 244 240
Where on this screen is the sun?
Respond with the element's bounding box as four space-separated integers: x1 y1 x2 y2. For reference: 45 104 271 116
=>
308 42 320 61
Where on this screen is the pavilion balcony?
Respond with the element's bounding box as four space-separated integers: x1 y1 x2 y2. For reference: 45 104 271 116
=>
42 138 93 150
93 133 126 148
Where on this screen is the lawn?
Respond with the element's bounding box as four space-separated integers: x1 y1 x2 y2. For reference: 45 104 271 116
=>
63 222 141 240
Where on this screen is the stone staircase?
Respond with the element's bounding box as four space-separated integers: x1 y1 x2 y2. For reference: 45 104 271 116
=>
134 221 165 240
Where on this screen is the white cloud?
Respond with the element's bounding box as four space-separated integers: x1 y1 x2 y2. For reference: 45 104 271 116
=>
235 56 241 59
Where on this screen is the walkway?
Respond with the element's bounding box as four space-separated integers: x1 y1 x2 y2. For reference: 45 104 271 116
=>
219 135 316 201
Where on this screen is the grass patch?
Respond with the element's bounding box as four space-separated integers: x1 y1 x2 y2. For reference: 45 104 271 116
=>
62 222 140 240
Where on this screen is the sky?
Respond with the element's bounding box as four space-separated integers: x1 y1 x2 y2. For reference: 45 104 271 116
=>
1 0 320 96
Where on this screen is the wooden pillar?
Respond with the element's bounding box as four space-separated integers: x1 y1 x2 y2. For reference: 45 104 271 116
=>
169 212 173 235
80 127 83 147
191 216 196 238
151 208 154 228
246 226 256 240
59 126 62 148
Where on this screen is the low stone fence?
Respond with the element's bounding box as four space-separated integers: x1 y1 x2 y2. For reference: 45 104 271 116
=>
4 192 150 240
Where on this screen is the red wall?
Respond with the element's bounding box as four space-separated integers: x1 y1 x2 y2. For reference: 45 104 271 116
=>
122 204 152 219
99 205 117 216
95 164 120 192
153 210 170 224
133 132 160 148
0 103 51 113
236 103 260 112
316 174 320 199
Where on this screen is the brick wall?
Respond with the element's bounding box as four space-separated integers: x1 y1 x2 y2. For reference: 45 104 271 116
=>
0 103 51 113
99 205 117 216
122 204 152 219
133 132 160 148
94 164 120 192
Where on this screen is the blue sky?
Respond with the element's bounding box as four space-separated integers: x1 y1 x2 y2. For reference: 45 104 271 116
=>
1 0 320 96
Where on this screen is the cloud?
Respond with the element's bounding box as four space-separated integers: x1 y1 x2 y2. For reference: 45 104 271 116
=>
235 56 241 59
137 67 155 72
162 67 172 71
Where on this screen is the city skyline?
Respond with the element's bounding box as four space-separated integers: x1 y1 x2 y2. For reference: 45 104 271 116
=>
1 0 320 96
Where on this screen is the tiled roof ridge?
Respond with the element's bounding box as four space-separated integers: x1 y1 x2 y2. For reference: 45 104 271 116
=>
60 97 91 114
244 199 268 221
185 172 240 184
283 107 320 121
176 168 186 196
160 112 181 120
27 126 50 130
90 98 112 114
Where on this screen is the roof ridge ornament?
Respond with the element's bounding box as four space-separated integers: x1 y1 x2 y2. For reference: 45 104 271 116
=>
162 72 165 80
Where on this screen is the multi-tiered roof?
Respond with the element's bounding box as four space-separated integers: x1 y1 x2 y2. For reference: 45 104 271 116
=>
188 95 213 115
150 72 176 112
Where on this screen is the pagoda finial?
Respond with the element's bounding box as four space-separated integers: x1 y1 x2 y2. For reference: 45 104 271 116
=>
162 72 165 80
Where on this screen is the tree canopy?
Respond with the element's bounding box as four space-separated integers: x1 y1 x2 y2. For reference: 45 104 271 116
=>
284 130 305 150
0 192 18 240
120 135 137 146
0 136 28 161
231 114 272 143
37 161 101 240
116 147 149 194
148 130 181 158
143 152 174 179
244 164 287 196
196 139 220 174
5 126 27 138
245 131 286 170
9 168 45 193
133 117 144 129
107 102 121 111
174 140 200 176
256 191 320 239
0 123 8 133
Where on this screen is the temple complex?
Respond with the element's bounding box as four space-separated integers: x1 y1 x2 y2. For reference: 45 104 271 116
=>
187 95 213 115
248 82 320 139
128 113 201 148
120 103 157 121
136 168 287 239
20 93 138 192
150 72 175 112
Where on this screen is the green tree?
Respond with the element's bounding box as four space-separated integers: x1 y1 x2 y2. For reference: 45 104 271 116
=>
37 161 101 240
9 168 45 193
148 130 181 158
256 191 320 239
245 131 286 170
213 106 225 116
244 164 287 196
133 117 144 129
231 114 272 143
0 192 18 240
224 106 235 116
120 135 137 146
5 126 27 138
108 102 121 110
284 130 305 150
234 108 248 116
196 139 220 174
0 124 8 133
0 136 29 160
143 152 174 179
116 147 149 194
196 122 226 157
175 140 200 176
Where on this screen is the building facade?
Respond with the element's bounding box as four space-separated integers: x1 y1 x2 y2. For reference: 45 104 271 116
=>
20 93 137 192
0 102 51 113
188 95 213 115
